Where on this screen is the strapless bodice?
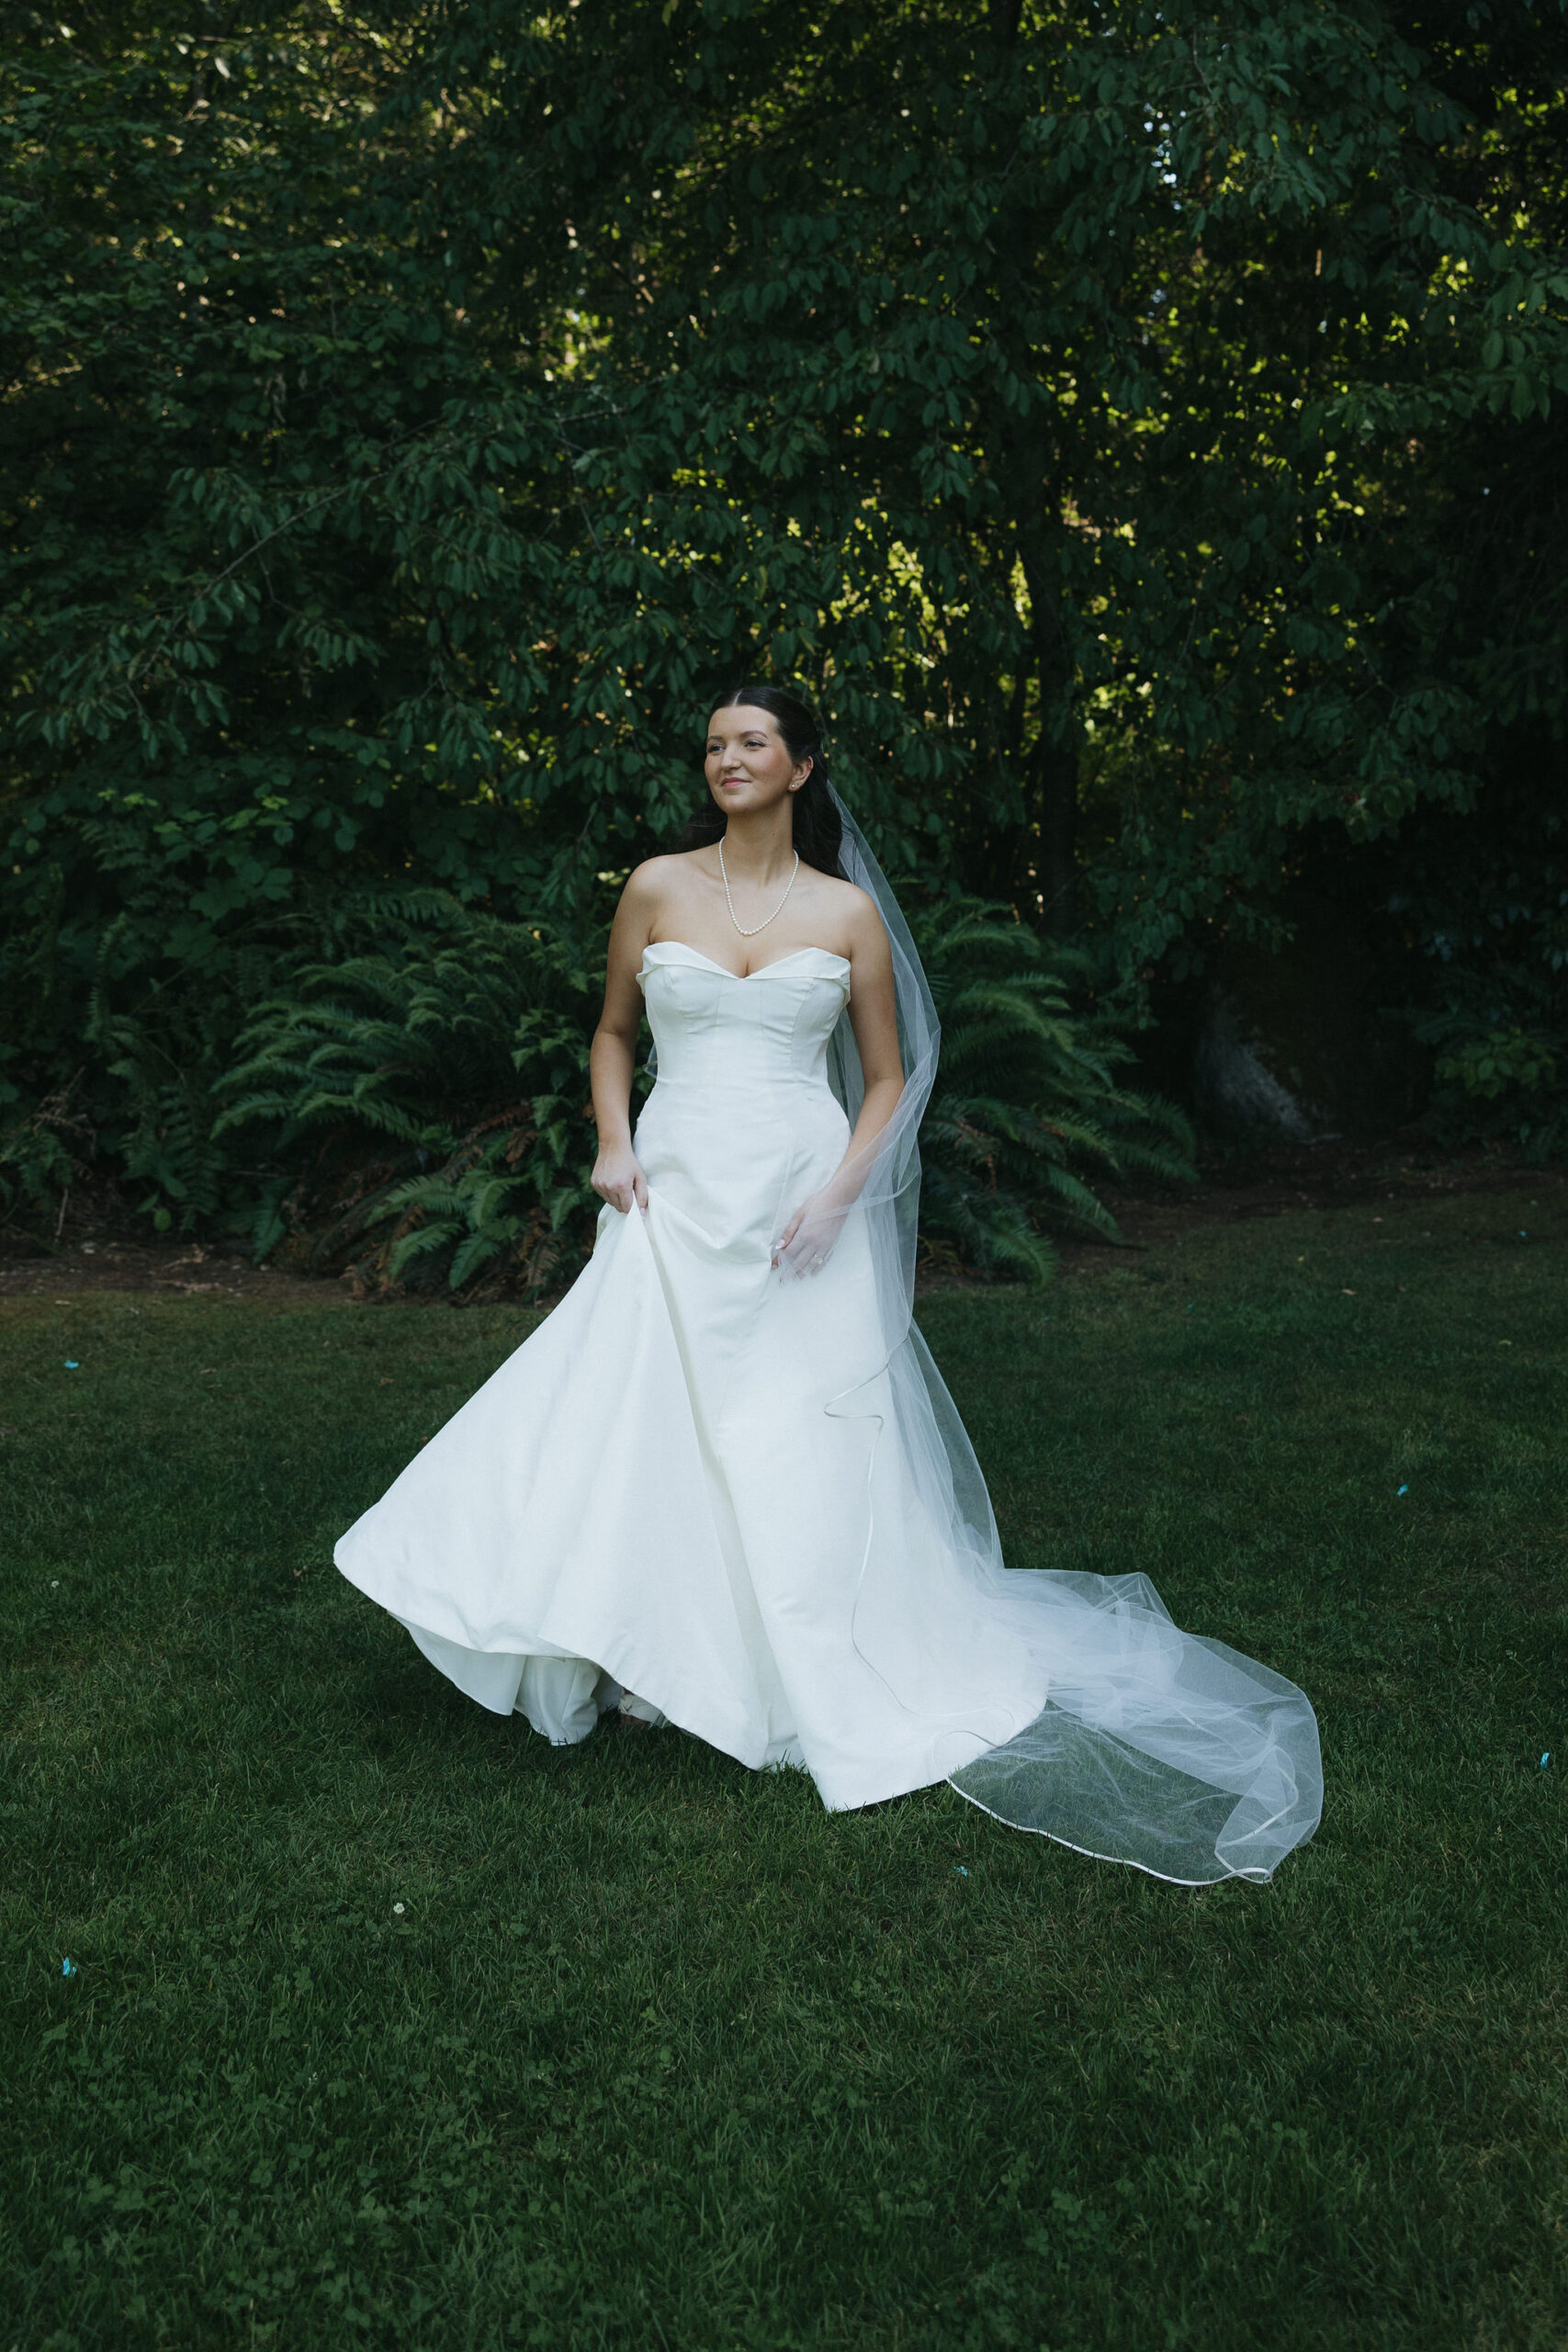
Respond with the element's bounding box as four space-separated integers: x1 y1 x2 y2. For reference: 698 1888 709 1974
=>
637 942 851 1093
629 942 853 1260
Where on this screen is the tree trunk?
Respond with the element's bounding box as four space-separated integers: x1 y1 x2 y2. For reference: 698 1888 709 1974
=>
1033 721 1079 935
1019 537 1080 935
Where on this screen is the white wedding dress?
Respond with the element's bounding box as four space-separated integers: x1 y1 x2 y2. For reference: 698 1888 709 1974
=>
336 940 1323 1883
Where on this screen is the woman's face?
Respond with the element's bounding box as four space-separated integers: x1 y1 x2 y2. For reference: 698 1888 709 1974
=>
704 706 810 817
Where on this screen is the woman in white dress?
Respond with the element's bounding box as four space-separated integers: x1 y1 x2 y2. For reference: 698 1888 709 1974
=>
336 685 1323 1884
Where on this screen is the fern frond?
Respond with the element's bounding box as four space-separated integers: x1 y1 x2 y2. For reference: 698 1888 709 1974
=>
907 896 1193 1283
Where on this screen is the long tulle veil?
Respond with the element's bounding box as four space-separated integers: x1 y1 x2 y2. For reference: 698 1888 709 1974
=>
815 786 1323 1885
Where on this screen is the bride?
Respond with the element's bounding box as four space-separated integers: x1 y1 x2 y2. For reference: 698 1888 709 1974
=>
336 684 1322 1884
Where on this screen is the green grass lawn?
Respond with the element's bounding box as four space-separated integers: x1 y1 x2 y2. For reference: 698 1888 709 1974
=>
4 1192 1565 2352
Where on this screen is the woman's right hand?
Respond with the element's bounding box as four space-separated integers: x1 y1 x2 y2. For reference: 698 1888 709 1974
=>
592 1143 649 1215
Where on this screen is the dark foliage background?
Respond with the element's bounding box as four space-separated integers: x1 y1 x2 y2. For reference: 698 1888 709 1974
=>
4 0 1564 1279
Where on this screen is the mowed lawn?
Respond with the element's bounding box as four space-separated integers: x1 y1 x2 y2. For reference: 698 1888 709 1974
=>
3 1191 1565 2352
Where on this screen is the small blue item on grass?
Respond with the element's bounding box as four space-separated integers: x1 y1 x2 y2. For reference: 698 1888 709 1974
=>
64 1361 79 1370
1519 1230 1528 1238
1397 1484 1409 1497
61 1959 76 1977
953 1866 969 1877
1542 1753 1552 1770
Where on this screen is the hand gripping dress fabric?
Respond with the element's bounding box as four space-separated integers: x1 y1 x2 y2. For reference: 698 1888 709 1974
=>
335 933 1324 1886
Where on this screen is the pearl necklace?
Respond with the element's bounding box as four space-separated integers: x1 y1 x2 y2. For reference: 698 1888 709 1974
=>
719 840 800 937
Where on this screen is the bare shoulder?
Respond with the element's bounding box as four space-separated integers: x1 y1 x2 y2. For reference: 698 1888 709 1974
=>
796 871 870 914
792 872 890 966
620 852 701 910
834 879 894 955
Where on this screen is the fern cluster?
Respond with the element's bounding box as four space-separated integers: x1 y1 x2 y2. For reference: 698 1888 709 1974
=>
912 905 1195 1283
4 868 1195 1291
209 895 1190 1296
214 898 612 1297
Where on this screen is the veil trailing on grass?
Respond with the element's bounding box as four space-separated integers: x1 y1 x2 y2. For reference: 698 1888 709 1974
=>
789 785 1321 1885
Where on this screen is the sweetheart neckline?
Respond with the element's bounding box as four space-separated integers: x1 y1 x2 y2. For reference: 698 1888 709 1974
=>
642 940 851 980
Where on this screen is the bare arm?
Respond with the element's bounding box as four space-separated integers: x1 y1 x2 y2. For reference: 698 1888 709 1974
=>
773 893 905 1268
836 893 905 1183
590 865 660 1213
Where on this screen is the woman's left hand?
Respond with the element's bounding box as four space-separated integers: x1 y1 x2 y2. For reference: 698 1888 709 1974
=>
773 1193 843 1279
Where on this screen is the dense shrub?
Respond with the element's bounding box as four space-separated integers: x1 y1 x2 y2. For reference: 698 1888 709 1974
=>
5 4 1562 1217
0 867 470 1239
1390 763 1568 1159
6 6 1567 1180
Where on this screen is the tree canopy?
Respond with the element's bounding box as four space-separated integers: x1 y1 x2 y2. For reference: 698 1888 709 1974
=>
4 0 1566 1237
